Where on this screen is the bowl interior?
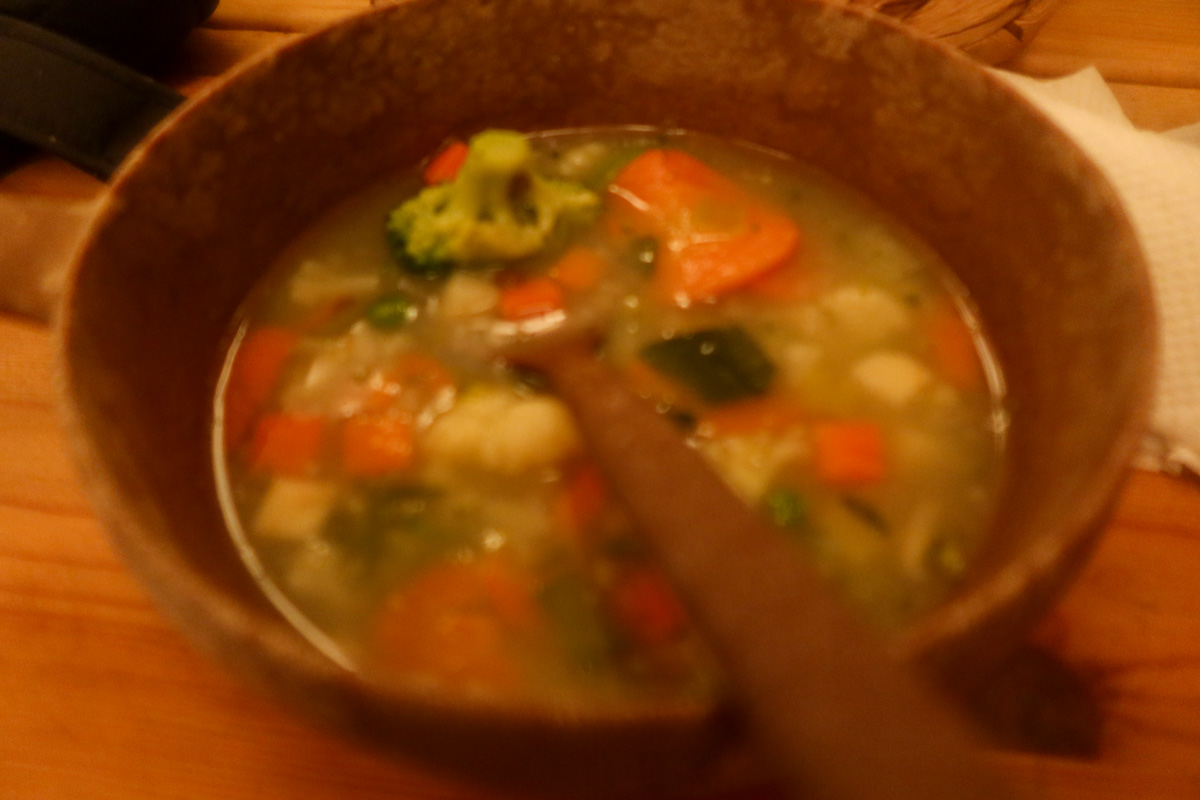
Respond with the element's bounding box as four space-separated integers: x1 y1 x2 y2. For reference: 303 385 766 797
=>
59 0 1155 794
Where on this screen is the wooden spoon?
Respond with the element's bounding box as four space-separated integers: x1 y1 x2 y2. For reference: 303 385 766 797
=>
512 340 1020 800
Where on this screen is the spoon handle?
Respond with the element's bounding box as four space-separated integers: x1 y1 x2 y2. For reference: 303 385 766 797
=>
527 343 1019 800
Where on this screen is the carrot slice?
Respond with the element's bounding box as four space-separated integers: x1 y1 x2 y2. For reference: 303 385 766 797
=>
498 277 565 320
249 412 326 476
812 421 886 486
610 148 723 222
609 568 688 648
478 559 543 634
422 140 470 185
928 305 984 391
548 247 607 292
341 414 415 477
661 208 800 302
740 257 815 302
697 396 805 438
223 326 299 450
554 460 610 539
373 558 540 690
610 148 801 304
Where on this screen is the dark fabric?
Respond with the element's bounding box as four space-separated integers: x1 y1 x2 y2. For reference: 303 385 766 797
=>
0 0 219 71
0 15 185 179
0 0 217 176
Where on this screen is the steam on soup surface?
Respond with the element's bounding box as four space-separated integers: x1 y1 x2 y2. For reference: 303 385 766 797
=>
216 128 1004 705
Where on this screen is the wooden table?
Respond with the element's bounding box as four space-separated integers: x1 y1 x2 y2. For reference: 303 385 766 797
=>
3 1 1200 797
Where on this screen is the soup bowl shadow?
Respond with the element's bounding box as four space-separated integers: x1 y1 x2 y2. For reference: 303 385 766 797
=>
58 0 1155 795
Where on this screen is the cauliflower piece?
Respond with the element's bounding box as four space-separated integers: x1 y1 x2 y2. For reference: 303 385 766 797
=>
775 341 822 390
253 477 338 541
699 431 807 502
851 351 931 407
440 271 501 318
820 284 911 344
423 386 581 474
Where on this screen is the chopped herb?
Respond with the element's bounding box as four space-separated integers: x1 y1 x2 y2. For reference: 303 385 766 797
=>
358 485 484 581
368 484 441 530
539 573 616 671
322 486 442 578
765 487 809 532
841 495 889 535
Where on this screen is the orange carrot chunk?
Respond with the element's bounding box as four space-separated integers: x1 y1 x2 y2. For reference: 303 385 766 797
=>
373 558 540 690
610 148 801 304
609 568 688 648
548 246 607 292
813 421 886 486
341 414 415 477
422 140 470 185
498 276 565 320
697 396 805 438
554 460 610 539
740 257 816 302
249 412 326 476
477 558 544 634
929 306 984 391
661 209 800 302
224 326 299 450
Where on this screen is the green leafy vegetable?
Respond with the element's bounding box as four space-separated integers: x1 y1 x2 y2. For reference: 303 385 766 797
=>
639 326 775 404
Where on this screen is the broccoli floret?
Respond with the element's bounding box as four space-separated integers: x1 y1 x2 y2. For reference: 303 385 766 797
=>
386 130 600 278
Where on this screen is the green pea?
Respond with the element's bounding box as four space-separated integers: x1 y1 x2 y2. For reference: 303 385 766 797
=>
365 291 416 330
765 487 808 532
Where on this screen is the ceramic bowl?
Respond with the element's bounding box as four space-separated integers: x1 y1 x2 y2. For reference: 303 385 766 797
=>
58 0 1155 795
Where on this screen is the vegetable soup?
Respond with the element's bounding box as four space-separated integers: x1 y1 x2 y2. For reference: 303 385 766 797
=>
216 128 1004 705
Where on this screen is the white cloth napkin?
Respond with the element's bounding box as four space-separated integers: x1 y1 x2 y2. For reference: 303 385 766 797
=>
996 67 1200 478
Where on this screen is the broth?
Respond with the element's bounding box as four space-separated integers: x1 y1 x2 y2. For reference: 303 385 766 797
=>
216 128 1004 705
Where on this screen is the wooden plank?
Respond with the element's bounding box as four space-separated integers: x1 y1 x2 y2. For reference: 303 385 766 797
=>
1030 472 1200 774
0 320 92 515
0 317 55 405
1108 83 1200 132
1010 0 1200 88
0 526 501 800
